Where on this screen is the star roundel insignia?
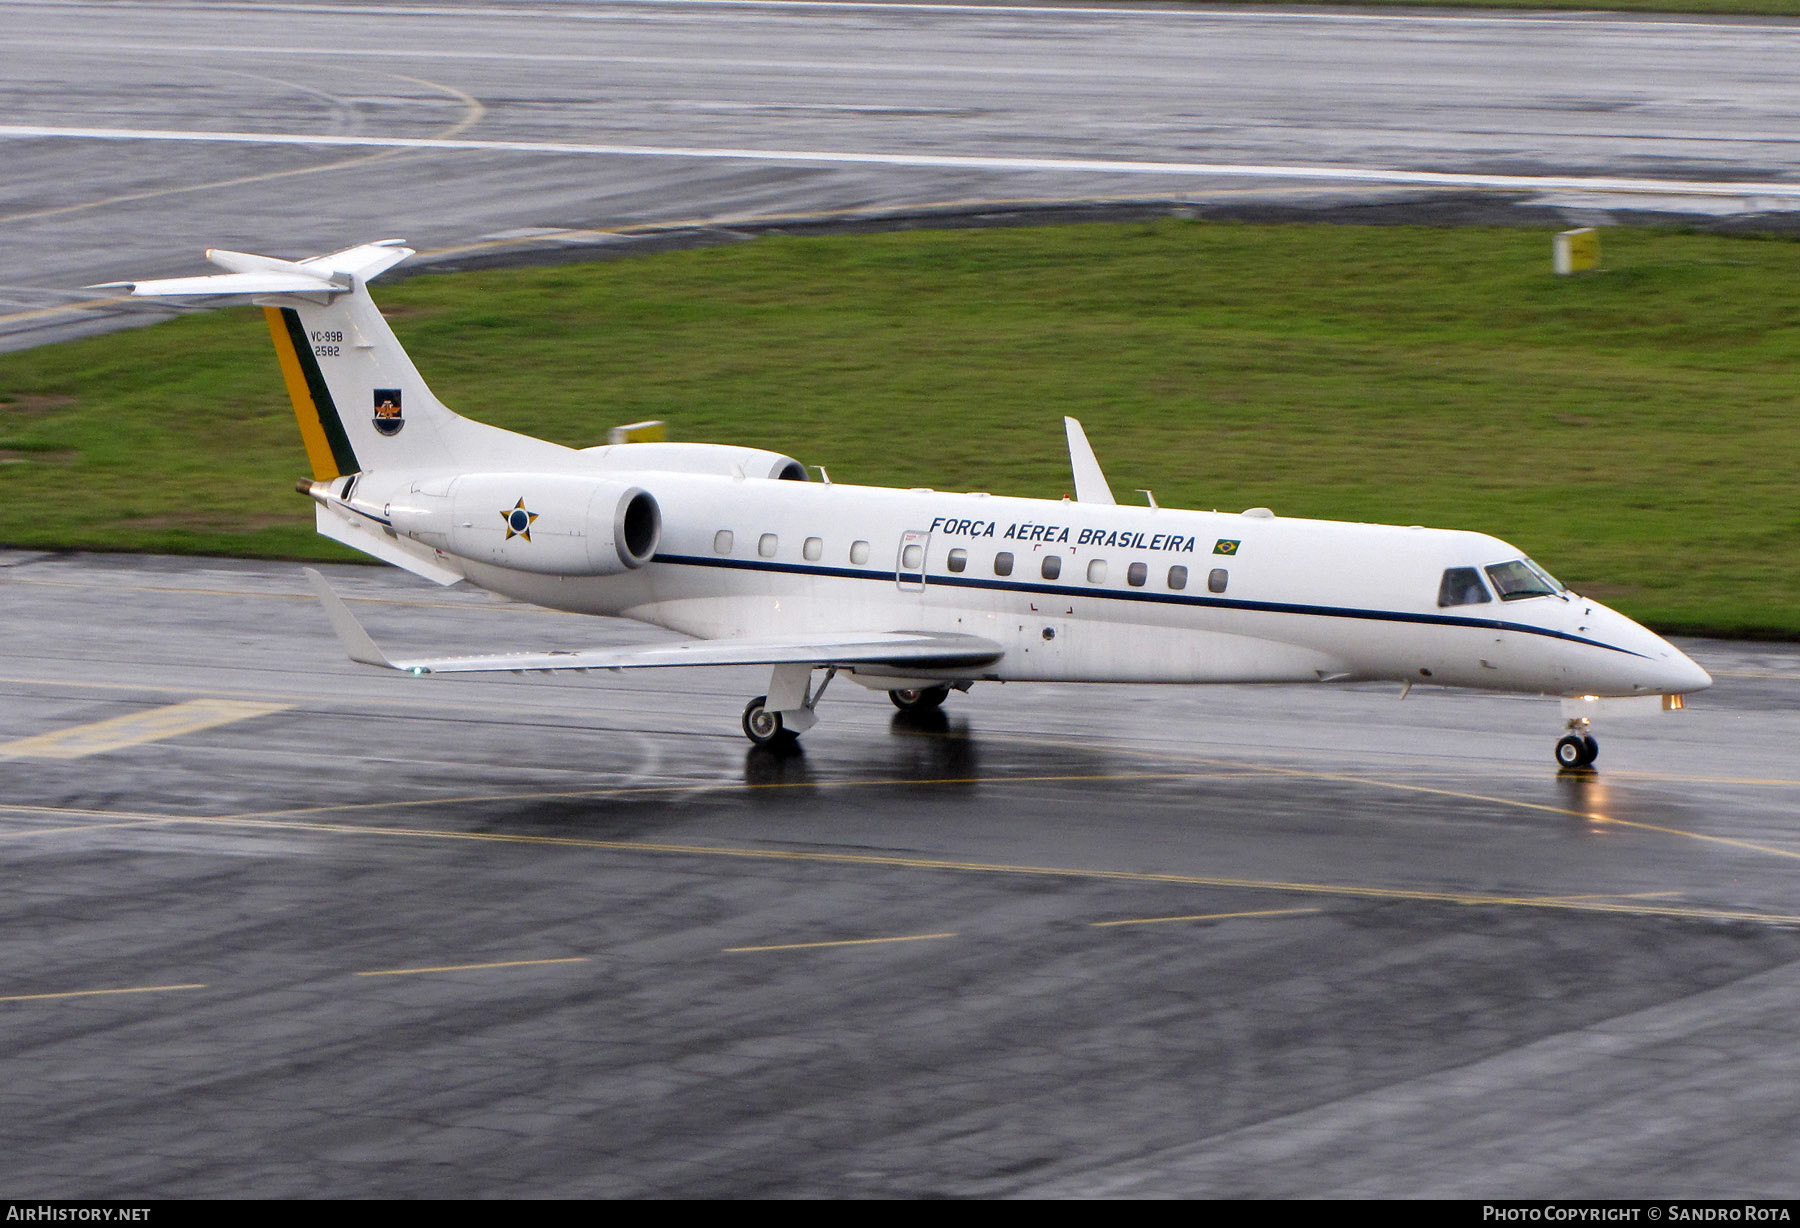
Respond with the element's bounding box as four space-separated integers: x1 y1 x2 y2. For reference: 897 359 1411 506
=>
502 498 539 542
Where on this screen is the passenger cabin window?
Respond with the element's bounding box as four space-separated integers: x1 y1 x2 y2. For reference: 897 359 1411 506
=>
947 548 967 573
759 533 778 558
850 540 870 565
1168 565 1188 590
713 530 733 555
995 552 1014 577
803 537 822 562
1485 558 1563 601
901 543 923 570
1127 562 1147 588
1087 559 1107 584
1438 567 1491 608
1209 568 1229 594
1041 555 1062 580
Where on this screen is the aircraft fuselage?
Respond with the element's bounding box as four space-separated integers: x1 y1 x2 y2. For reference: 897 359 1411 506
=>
348 466 1706 701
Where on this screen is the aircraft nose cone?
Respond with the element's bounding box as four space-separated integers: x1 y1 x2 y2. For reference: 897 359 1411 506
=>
1661 648 1712 694
1579 600 1712 696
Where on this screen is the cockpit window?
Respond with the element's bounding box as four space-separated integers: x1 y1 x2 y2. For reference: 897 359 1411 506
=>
1438 567 1491 608
1524 558 1565 593
1484 559 1561 601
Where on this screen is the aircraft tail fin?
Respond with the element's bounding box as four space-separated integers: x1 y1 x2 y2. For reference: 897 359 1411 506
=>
105 241 568 481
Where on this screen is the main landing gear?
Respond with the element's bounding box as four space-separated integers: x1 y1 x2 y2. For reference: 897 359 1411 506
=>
740 668 966 745
1555 716 1599 769
742 695 799 748
742 664 838 748
888 685 950 713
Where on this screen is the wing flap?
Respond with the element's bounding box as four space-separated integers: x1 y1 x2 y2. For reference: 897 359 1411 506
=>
389 631 1005 675
305 569 1002 676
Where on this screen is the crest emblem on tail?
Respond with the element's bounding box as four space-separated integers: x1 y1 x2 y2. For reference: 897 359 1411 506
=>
373 389 404 436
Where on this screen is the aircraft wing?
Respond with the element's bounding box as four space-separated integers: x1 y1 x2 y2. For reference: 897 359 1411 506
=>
305 570 1002 675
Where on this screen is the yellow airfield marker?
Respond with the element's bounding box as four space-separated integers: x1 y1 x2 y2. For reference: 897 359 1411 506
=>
1554 227 1601 274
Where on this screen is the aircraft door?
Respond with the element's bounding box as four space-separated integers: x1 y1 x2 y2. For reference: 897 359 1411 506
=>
896 530 930 593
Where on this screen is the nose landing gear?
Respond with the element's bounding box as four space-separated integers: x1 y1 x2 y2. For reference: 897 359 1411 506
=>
1555 717 1599 769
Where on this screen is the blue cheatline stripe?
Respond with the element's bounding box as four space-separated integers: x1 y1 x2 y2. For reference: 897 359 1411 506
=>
650 552 1649 660
335 500 391 528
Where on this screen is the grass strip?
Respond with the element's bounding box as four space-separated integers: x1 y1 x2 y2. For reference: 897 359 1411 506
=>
2 221 1796 637
1154 0 1800 15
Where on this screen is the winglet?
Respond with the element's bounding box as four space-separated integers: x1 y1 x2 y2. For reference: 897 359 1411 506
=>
304 568 398 669
1063 417 1117 506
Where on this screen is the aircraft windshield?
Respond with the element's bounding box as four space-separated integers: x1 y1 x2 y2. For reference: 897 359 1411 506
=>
1485 559 1562 601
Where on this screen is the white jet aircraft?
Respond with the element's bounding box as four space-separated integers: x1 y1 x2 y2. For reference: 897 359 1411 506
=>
108 240 1711 768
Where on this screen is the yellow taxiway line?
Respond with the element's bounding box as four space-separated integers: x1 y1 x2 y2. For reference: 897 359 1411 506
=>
961 729 1800 864
354 957 589 977
0 983 206 1004
114 814 1800 928
0 71 484 231
0 699 290 760
1090 907 1322 928
724 932 958 954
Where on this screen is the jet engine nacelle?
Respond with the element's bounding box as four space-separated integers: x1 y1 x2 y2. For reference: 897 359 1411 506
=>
576 441 808 482
389 472 661 576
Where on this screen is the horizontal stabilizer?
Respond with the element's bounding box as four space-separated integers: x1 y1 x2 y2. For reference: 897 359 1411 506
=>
105 270 345 299
303 570 1003 676
206 249 310 275
294 240 413 282
95 239 413 301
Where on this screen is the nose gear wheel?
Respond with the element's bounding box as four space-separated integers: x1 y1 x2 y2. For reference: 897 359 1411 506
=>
1555 732 1598 769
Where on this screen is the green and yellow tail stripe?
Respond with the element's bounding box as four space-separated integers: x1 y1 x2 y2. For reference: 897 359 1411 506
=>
265 307 358 480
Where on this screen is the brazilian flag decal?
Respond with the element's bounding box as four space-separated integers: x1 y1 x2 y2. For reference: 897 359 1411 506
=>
1214 539 1240 556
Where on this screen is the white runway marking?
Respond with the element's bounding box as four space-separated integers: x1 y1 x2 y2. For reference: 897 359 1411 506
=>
1 36 1134 77
4 124 1799 201
9 0 1797 37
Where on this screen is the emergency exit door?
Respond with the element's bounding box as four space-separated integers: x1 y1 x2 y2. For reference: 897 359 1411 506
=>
896 530 930 592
